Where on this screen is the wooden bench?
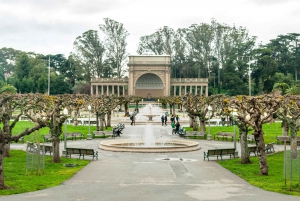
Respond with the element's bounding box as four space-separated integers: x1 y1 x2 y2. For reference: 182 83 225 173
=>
60 132 84 141
185 131 206 139
214 132 234 141
265 142 275 153
276 136 300 145
93 131 114 139
66 147 98 160
40 144 53 156
72 132 84 140
204 148 236 161
248 146 257 156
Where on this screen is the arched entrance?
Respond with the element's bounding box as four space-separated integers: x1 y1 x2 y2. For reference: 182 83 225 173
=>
135 73 164 98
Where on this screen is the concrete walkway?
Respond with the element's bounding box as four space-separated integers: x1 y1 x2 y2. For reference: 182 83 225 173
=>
6 123 299 201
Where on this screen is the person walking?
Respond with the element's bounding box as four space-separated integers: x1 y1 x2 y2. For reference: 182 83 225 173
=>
161 115 165 126
130 114 134 126
171 121 176 134
164 115 168 126
175 121 180 134
176 115 180 122
170 114 175 123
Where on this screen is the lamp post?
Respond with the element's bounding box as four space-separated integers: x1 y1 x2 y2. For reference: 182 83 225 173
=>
207 105 212 140
87 105 92 140
232 110 238 151
63 108 68 157
248 57 251 96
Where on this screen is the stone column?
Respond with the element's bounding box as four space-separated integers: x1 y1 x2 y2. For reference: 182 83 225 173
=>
96 85 98 96
90 84 93 95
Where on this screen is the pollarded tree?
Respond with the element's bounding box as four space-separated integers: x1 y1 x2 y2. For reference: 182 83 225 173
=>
0 93 47 189
166 96 181 116
277 95 300 158
29 94 70 163
231 95 282 175
90 95 110 131
181 94 225 131
105 95 119 127
227 96 252 164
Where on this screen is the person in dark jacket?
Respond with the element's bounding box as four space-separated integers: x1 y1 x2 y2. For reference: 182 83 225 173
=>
175 121 180 134
161 115 165 126
164 115 168 126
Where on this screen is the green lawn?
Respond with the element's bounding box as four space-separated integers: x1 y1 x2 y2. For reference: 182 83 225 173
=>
184 122 283 144
10 121 112 143
218 152 300 196
3 121 300 197
1 150 89 195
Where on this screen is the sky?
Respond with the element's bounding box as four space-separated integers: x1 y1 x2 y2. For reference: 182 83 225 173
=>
0 0 299 57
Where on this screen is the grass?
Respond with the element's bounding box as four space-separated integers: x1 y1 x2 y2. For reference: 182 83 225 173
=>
1 150 89 195
10 121 113 143
184 122 284 144
218 152 300 196
4 121 300 197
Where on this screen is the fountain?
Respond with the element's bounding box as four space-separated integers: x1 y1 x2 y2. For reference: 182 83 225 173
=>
99 123 200 153
142 104 160 121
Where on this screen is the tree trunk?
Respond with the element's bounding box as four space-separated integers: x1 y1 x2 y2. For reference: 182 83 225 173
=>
73 110 78 126
239 128 250 164
107 111 111 127
52 136 61 163
169 104 172 115
0 144 9 189
124 103 129 116
199 120 206 132
281 121 289 136
289 123 298 159
96 115 99 131
3 143 10 158
254 131 268 175
99 115 105 131
189 116 193 128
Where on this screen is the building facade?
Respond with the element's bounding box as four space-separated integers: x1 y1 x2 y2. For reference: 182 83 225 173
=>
90 55 208 97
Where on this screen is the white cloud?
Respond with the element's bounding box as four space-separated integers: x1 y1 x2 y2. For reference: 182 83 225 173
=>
0 0 299 56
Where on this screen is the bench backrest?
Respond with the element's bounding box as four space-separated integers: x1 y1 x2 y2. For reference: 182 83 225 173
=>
248 146 257 152
67 148 81 154
208 149 222 155
221 149 235 155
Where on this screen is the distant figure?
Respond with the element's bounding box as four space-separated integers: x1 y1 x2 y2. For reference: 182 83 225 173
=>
171 121 176 134
164 115 168 126
176 115 179 122
221 116 225 126
161 115 165 126
113 127 122 136
229 116 233 126
130 115 134 126
175 121 180 134
170 115 175 123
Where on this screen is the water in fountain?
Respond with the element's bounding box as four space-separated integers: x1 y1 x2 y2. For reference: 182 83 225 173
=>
143 124 155 147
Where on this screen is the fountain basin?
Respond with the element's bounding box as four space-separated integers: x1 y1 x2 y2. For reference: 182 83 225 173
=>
99 139 200 153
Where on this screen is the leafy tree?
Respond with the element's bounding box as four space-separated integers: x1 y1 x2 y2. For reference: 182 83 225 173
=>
73 30 106 82
14 53 32 80
0 93 47 189
99 18 129 78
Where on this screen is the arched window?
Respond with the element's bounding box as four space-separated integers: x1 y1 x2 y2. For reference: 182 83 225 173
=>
135 73 163 89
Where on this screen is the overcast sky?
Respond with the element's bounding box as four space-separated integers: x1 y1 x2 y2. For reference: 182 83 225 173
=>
0 0 299 57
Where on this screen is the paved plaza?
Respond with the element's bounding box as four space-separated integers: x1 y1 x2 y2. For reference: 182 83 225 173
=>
6 121 300 201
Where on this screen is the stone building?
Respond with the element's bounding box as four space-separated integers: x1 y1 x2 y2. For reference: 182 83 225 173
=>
90 55 208 98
